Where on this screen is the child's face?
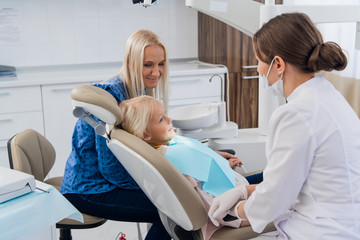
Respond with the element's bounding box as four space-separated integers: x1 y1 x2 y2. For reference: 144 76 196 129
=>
144 101 176 145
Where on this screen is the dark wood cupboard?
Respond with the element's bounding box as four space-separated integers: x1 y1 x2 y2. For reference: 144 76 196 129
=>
197 0 282 129
198 12 258 128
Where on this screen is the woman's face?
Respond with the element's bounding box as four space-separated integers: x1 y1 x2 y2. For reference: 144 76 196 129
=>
145 101 175 146
142 45 165 89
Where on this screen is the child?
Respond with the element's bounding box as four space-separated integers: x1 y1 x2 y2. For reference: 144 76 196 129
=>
118 95 255 239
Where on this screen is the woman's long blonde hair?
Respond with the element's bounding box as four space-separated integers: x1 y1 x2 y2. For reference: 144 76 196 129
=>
119 29 169 110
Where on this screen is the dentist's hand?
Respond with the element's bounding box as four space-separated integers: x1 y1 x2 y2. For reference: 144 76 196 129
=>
208 185 248 226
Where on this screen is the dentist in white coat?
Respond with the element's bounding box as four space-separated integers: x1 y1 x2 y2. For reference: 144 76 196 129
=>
209 12 360 239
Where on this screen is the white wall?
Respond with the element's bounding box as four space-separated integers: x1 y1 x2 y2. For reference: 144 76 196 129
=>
0 0 198 67
283 0 360 79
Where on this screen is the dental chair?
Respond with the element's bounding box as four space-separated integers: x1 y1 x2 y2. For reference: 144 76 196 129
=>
7 129 107 240
71 85 276 240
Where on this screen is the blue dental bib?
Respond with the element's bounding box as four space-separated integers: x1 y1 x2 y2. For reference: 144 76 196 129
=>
165 136 235 196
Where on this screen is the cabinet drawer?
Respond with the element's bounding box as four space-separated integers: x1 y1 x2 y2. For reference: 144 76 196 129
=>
0 86 42 114
0 111 44 140
168 96 221 112
169 75 223 100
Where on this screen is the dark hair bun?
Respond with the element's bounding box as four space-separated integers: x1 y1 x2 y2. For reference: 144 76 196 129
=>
308 42 347 72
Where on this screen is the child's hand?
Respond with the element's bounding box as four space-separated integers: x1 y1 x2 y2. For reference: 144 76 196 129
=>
228 157 243 170
215 151 243 169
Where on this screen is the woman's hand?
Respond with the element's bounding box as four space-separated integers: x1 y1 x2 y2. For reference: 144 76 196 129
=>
208 185 248 226
216 151 243 170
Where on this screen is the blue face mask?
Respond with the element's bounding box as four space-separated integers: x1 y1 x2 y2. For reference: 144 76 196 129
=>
260 58 284 97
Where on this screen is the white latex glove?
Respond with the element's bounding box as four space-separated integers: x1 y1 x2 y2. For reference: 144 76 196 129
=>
208 185 248 226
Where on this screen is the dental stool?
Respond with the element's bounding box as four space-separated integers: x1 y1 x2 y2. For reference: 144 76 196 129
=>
7 129 107 240
70 85 276 240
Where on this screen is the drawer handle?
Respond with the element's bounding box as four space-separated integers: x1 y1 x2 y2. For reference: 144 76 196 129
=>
171 78 201 83
242 76 259 80
51 88 73 92
169 102 202 108
0 92 10 97
0 118 12 122
242 65 258 69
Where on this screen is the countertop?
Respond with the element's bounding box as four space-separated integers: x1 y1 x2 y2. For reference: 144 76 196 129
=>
0 60 227 88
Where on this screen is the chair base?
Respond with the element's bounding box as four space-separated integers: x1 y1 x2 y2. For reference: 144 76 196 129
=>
59 228 72 240
159 211 200 240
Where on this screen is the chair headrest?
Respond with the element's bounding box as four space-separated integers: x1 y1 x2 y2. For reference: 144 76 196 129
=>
71 85 123 126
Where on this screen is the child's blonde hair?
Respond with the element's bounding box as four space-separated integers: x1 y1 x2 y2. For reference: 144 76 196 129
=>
119 96 160 139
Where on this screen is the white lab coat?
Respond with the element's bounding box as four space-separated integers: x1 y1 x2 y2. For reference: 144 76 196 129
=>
245 76 360 239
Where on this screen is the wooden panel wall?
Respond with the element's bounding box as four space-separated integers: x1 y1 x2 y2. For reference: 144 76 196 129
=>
198 0 282 129
198 13 258 128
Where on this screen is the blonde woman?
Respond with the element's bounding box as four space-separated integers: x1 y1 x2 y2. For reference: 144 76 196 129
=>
61 30 171 240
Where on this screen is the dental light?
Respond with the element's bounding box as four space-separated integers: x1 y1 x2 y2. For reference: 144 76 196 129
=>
132 0 158 8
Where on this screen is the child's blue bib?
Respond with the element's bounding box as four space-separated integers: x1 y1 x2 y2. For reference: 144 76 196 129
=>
165 136 235 196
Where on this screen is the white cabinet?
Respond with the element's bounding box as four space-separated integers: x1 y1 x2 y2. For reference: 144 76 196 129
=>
0 86 44 167
168 74 223 110
42 82 90 178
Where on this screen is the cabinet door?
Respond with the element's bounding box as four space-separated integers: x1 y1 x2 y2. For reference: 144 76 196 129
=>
0 111 44 141
168 96 221 112
168 74 224 113
42 82 90 178
169 74 222 101
0 86 42 114
0 85 44 143
0 140 9 168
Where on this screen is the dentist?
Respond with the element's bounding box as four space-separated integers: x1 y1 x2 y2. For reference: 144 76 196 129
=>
209 12 360 239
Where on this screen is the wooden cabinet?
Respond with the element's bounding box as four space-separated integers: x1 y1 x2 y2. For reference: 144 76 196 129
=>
197 0 283 128
198 12 259 128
